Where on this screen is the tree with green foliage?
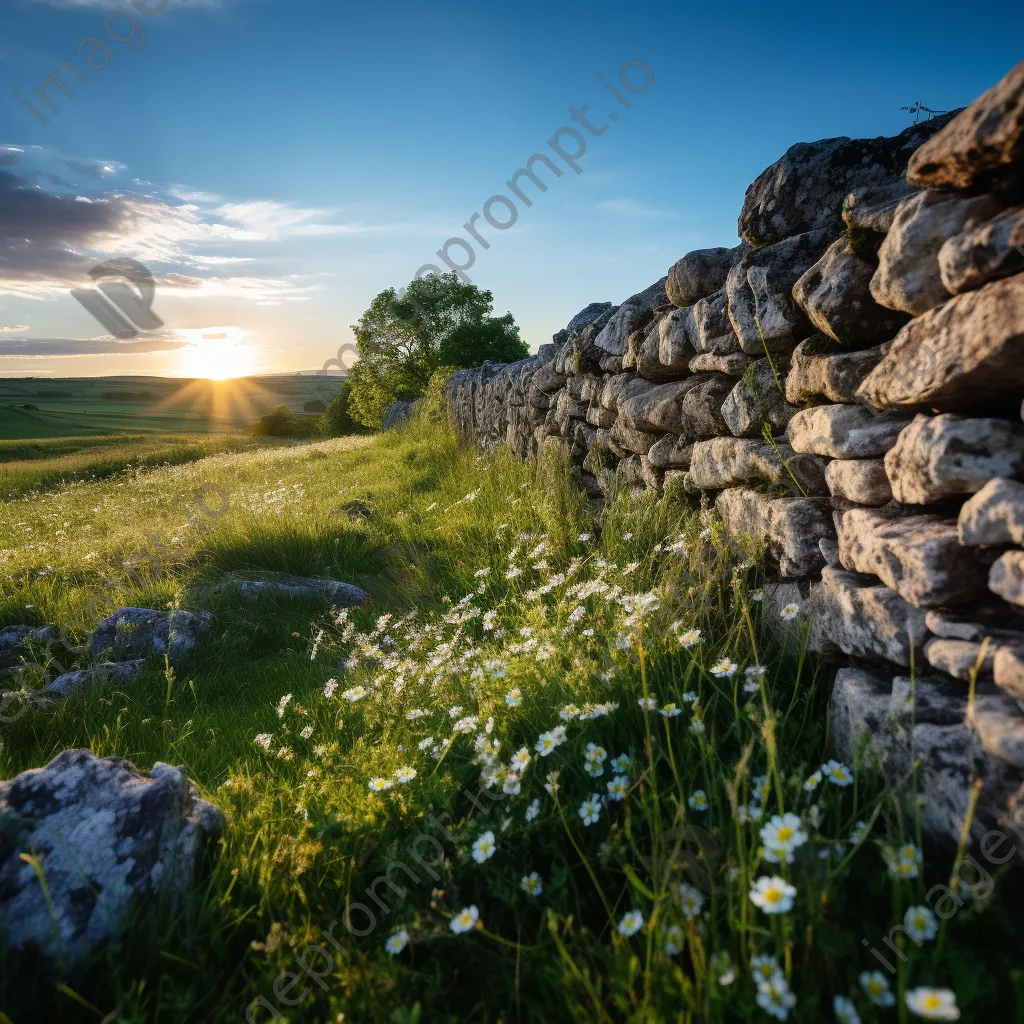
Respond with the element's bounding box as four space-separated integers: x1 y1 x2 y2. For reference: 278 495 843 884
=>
316 378 365 437
347 273 527 427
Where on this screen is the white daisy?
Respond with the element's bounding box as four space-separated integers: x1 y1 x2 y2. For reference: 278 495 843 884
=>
821 759 854 787
833 995 861 1024
710 658 738 678
384 929 409 955
803 769 823 792
617 909 644 937
678 882 704 918
520 872 543 895
394 766 417 784
860 971 896 1007
678 628 702 648
471 831 497 863
342 686 367 702
510 747 531 772
579 793 602 826
368 777 392 792
749 875 796 914
606 775 629 801
688 789 708 812
505 689 522 707
904 905 938 942
660 703 682 718
780 602 800 621
905 988 960 1020
756 973 797 1021
525 798 541 822
449 905 480 934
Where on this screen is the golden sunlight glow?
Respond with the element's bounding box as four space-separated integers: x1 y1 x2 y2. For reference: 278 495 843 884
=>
177 327 258 380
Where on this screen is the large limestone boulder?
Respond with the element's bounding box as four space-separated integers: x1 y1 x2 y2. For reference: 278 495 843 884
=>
693 288 743 355
870 190 1002 316
835 505 989 608
885 414 1024 504
784 339 884 404
618 378 708 433
599 372 654 412
907 58 1024 190
811 567 929 666
990 550 1024 608
715 487 832 577
721 358 797 438
565 302 613 334
842 180 919 235
960 478 1024 547
89 608 213 663
677 375 734 439
824 459 893 506
658 307 697 373
738 117 956 247
788 404 912 459
45 660 146 700
793 236 910 344
939 205 1024 295
666 244 750 307
645 434 693 470
857 273 1024 413
594 279 668 355
0 749 224 964
726 230 832 355
688 437 826 494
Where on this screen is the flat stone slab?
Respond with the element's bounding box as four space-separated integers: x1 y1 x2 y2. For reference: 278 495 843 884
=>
785 339 884 405
200 575 369 607
44 660 147 700
959 478 1024 546
824 459 893 506
90 608 213 663
788 403 912 459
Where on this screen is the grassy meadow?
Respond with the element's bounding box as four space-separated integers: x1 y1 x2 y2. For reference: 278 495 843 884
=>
0 413 1021 1023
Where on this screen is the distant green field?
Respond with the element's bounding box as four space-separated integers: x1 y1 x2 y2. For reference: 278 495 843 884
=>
0 374 342 440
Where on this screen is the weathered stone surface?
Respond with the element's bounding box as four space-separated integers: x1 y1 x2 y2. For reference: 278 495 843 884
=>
940 205 1024 295
598 373 653 412
658 307 697 372
0 625 56 670
666 244 750 307
678 375 734 439
726 229 831 355
635 318 681 381
44 660 147 700
89 608 213 663
688 351 752 376
842 180 919 235
960 478 1024 547
907 58 1024 190
824 459 893 506
693 289 742 355
640 456 663 492
200 575 369 607
870 190 1002 316
990 550 1024 607
785 338 884 404
533 361 568 395
924 638 995 680
793 236 910 344
382 400 414 430
0 749 224 964
618 377 707 433
788 404 912 458
925 606 1024 642
738 117 955 246
715 488 832 577
606 421 662 457
973 687 1024 767
820 537 841 567
616 455 645 489
835 505 988 608
565 302 614 333
646 435 693 470
886 414 1024 504
688 437 826 493
811 566 929 665
594 279 668 355
585 404 615 428
721 358 797 438
858 273 1024 414
994 646 1024 710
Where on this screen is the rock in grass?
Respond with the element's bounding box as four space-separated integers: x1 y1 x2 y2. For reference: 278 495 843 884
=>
382 401 414 430
0 625 57 670
44 660 147 700
89 608 213 663
202 576 369 608
0 749 224 965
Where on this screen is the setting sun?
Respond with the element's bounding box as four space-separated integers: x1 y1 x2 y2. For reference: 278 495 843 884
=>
177 327 257 380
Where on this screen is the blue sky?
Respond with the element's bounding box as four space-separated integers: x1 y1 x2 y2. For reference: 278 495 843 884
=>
0 0 1021 378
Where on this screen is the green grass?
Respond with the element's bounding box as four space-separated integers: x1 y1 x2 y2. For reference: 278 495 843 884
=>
0 417 1019 1023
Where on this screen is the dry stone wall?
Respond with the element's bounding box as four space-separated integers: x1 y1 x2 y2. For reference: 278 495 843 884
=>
445 60 1024 854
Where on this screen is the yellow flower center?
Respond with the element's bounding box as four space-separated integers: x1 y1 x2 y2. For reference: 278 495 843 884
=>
778 827 794 842
764 888 782 904
924 995 941 1010
869 982 883 995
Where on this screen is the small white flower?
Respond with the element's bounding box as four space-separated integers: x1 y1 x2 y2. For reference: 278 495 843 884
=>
472 830 497 863
606 776 629 801
525 798 541 822
803 769 823 792
323 678 339 699
385 929 409 955
750 589 764 602
505 689 522 707
905 988 960 1020
368 777 392 792
688 789 708 812
520 872 543 895
637 697 657 711
253 733 273 750
502 773 521 795
660 703 682 718
760 813 808 856
453 716 479 734
610 753 632 773
417 736 435 751
678 628 702 648
710 658 738 678
780 602 800 621
560 703 582 721
578 532 592 542
510 747 531 772
617 909 644 937
663 924 683 956
751 954 779 982
406 708 429 720
300 725 314 740
860 970 896 1007
394 766 417 784
342 686 367 702
904 905 938 942
450 905 480 934
821 759 854 786
681 691 698 704
535 726 567 756
833 995 861 1024
756 973 797 1021
678 882 704 918
579 793 602 826
749 875 796 914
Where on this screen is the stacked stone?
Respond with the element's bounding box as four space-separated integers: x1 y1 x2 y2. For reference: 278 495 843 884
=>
446 60 1024 852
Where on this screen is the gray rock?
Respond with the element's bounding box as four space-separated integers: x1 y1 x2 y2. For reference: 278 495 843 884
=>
939 205 1024 294
0 749 224 965
784 338 884 404
618 378 707 434
990 550 1024 607
994 646 1024 710
693 288 742 355
594 279 668 355
688 437 827 494
738 117 955 246
381 400 414 430
606 421 662 457
835 505 988 608
820 536 841 566
533 361 568 395
635 319 682 382
205 576 369 607
793 236 910 344
886 414 1024 505
788 404 912 458
924 638 995 680
870 189 1002 316
688 352 752 376
677 375 734 439
598 373 653 412
858 273 1024 414
645 435 693 470
973 688 1024 767
907 58 1024 190
824 459 893 506
585 404 616 428
89 608 213 663
565 302 614 333
924 607 1024 642
0 625 57 670
842 180 920 235
721 358 797 438
616 455 645 489
715 488 832 577
44 660 147 700
960 478 1024 547
726 230 832 355
811 566 929 666
666 244 750 307
658 307 697 373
